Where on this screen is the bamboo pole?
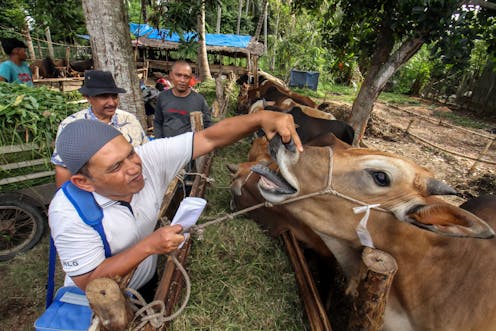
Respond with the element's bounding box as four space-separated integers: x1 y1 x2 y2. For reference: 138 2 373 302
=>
467 137 495 175
347 247 398 331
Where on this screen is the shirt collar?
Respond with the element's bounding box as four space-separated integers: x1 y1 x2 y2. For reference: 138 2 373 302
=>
87 107 119 126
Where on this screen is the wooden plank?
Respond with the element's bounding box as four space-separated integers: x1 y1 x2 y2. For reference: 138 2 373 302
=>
0 158 48 171
0 143 39 155
33 77 84 83
282 231 333 331
0 170 55 185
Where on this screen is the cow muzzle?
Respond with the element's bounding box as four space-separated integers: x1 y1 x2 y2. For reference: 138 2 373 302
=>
252 134 300 202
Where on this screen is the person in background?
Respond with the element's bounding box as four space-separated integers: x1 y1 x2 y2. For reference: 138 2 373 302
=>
51 70 148 187
0 37 33 86
154 61 211 138
155 76 171 91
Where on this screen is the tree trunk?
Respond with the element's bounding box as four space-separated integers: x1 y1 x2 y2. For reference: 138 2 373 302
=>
270 8 280 71
253 0 268 41
245 0 250 15
263 1 268 53
216 5 222 34
236 0 243 35
197 0 212 81
141 0 148 23
348 34 424 145
82 0 146 128
44 26 55 59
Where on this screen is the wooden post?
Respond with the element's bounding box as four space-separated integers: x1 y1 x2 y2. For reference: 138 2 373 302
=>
282 231 333 331
214 74 225 118
33 66 40 80
404 119 415 137
191 111 205 171
36 42 43 59
44 26 55 59
65 47 71 72
347 247 398 331
24 19 36 61
86 278 133 331
253 56 259 89
467 137 495 175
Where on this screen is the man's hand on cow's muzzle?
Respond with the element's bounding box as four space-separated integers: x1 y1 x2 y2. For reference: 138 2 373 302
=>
259 110 303 153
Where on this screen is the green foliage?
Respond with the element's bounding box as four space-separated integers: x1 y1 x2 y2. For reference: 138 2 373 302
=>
259 3 333 79
388 45 433 94
25 0 86 42
0 82 81 158
0 0 27 31
204 0 255 34
321 0 461 73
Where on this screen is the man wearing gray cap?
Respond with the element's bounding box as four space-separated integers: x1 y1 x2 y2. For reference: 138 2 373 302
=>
51 70 148 187
48 110 302 297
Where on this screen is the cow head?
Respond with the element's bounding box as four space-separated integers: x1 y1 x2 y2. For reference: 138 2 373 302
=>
252 134 495 240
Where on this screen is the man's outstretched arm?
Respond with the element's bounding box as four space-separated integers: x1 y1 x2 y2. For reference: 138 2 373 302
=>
192 110 302 159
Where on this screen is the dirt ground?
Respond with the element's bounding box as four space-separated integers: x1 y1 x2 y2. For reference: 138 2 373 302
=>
325 99 496 205
317 98 496 330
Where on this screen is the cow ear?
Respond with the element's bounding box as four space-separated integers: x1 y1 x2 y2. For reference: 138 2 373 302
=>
406 204 495 239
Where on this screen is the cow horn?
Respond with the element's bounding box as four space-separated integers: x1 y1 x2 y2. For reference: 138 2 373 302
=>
226 163 239 174
426 178 458 196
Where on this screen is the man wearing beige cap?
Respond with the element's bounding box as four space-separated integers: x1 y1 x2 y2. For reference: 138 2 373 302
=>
51 70 148 187
49 110 302 301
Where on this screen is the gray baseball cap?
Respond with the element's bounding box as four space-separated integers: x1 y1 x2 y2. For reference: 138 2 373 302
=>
57 119 122 174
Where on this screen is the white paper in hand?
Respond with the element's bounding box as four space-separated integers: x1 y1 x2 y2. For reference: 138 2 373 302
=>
170 197 207 247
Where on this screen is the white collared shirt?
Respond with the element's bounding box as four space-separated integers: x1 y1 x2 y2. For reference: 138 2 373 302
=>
49 133 193 289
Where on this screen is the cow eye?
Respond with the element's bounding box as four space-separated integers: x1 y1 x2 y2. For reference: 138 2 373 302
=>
370 171 390 187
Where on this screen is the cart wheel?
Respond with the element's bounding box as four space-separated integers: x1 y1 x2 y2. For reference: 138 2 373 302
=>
0 197 45 261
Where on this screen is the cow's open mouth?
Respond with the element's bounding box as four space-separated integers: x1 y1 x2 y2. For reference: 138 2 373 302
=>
251 164 296 195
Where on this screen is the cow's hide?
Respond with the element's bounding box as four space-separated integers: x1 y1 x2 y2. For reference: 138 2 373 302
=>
233 133 496 331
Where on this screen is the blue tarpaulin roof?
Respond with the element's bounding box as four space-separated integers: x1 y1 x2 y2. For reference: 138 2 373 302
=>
76 34 90 40
129 23 252 48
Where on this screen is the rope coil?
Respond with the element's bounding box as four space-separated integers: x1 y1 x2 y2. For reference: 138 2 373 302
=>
126 254 191 331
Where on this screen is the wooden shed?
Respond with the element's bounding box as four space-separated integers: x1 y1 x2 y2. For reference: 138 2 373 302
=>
130 23 265 76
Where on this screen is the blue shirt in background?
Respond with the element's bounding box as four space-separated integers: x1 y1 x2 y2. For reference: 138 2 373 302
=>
0 60 33 86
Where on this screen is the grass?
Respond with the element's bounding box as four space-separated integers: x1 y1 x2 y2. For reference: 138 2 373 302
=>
170 138 307 330
293 81 358 104
379 92 422 105
435 111 491 130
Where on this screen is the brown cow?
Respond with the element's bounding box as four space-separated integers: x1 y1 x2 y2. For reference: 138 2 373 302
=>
237 79 317 114
246 134 495 331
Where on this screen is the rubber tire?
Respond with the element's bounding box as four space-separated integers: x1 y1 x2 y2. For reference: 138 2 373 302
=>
0 197 45 261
